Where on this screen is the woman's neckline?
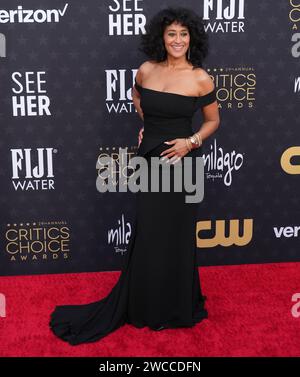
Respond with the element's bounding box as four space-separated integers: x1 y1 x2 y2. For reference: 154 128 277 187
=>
134 78 214 99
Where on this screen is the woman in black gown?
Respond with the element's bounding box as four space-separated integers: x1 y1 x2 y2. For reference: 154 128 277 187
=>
49 7 220 346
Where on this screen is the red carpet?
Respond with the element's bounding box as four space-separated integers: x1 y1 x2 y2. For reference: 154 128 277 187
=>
0 262 300 357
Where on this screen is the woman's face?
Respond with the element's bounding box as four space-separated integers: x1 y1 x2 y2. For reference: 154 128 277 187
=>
163 22 190 59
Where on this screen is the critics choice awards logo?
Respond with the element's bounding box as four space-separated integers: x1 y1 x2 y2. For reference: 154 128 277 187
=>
5 221 70 263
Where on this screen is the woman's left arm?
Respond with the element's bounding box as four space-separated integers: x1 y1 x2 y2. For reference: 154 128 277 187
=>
196 72 220 141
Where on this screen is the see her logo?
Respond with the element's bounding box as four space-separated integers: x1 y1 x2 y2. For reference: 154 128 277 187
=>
0 293 6 317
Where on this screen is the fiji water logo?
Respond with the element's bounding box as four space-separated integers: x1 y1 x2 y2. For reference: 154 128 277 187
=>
11 147 57 191
203 0 246 33
105 69 137 114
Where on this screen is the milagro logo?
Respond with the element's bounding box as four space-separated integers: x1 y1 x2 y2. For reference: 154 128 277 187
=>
203 139 244 186
0 293 5 318
108 214 132 255
105 69 137 114
0 3 69 23
202 0 246 33
10 147 57 191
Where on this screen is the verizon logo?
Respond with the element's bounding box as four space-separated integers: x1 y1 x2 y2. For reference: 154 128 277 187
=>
273 225 300 238
0 3 69 23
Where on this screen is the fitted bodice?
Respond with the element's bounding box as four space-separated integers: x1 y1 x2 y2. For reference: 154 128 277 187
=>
134 78 217 157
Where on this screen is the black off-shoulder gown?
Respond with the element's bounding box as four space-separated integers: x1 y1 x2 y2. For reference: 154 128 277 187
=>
49 78 217 345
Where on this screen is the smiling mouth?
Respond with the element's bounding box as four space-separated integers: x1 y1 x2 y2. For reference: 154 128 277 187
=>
172 46 184 50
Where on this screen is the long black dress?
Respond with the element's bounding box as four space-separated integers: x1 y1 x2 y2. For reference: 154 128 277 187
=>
49 77 217 345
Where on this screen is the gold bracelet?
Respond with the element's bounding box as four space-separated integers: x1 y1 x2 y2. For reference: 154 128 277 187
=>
195 132 202 146
188 132 201 149
185 138 192 152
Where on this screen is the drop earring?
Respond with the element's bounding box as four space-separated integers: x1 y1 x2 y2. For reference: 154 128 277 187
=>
187 47 190 60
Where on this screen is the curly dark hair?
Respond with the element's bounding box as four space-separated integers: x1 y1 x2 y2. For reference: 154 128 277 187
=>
138 7 209 69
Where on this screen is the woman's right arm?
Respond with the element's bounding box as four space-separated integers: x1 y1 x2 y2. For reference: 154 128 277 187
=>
132 67 145 146
132 69 144 121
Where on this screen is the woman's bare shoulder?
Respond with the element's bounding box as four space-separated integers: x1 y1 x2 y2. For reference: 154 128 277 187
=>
139 60 158 69
135 60 157 84
193 67 215 96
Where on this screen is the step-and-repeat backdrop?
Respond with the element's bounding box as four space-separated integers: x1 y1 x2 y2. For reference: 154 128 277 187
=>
0 0 299 276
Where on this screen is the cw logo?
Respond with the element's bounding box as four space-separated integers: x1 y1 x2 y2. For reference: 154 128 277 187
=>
281 147 300 174
0 293 6 317
196 219 253 247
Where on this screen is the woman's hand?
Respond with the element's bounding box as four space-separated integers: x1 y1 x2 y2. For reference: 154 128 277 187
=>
160 138 191 164
138 127 144 147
